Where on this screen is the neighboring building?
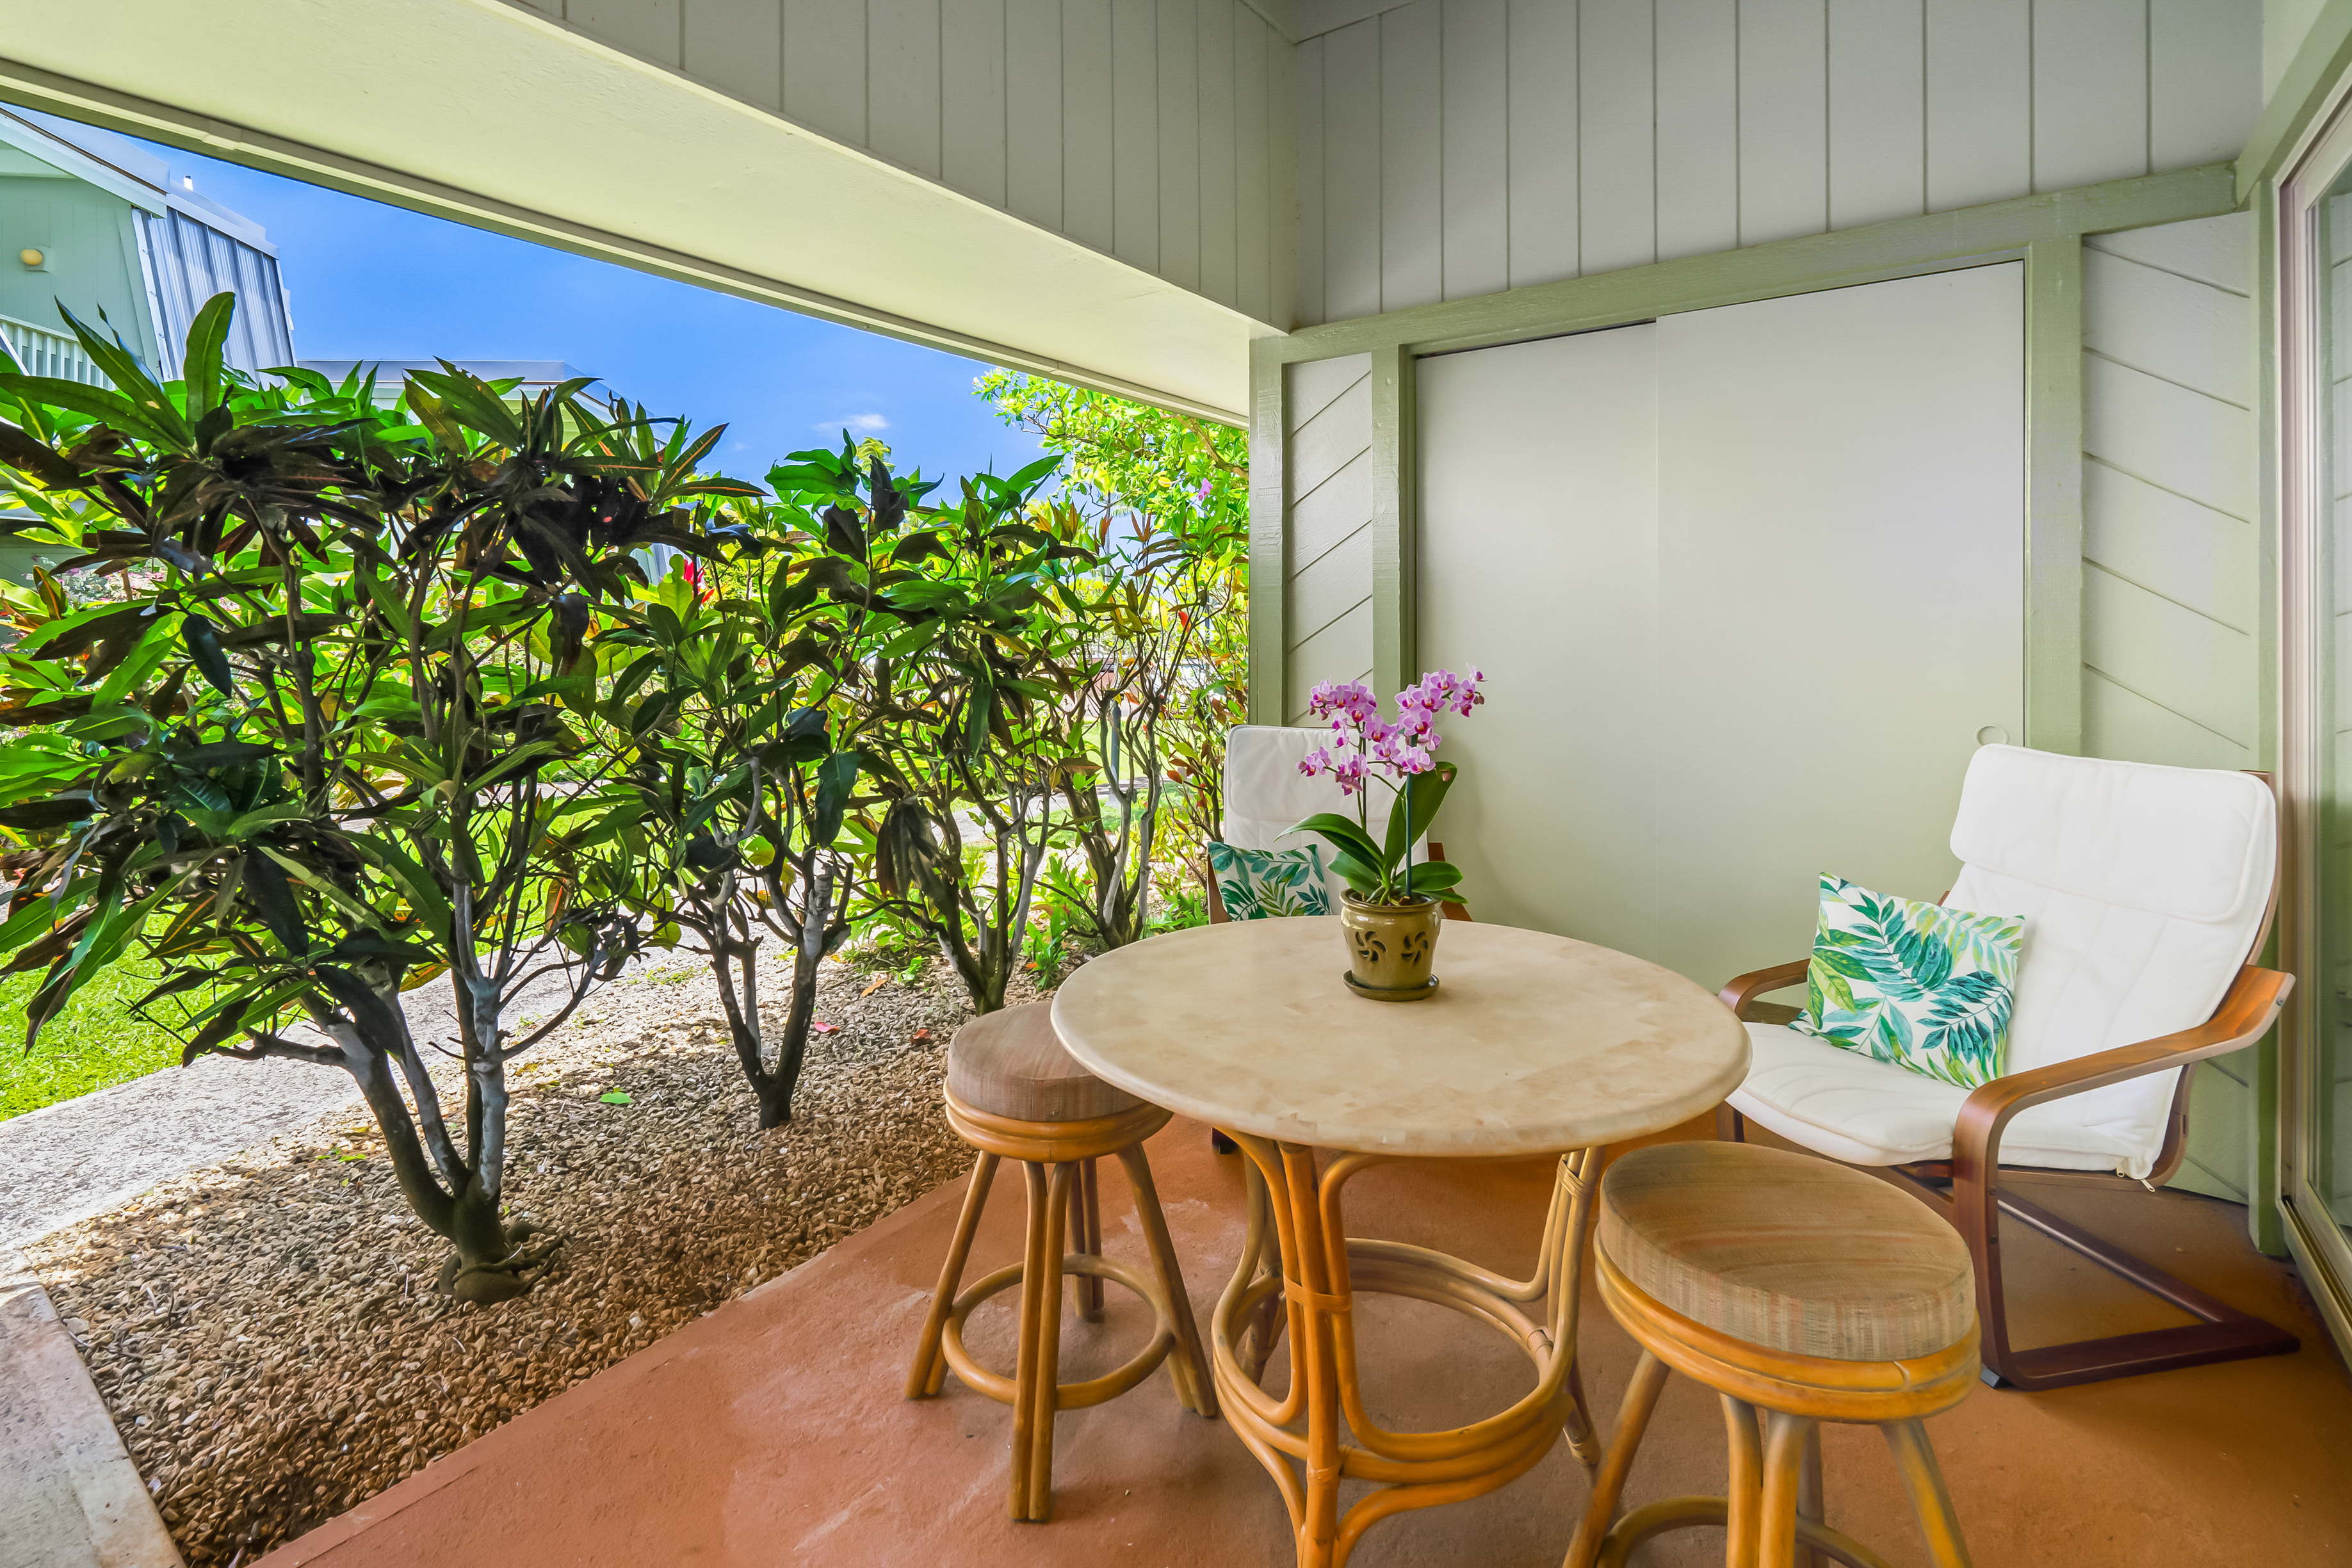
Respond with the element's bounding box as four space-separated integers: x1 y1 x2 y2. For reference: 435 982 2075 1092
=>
0 108 294 384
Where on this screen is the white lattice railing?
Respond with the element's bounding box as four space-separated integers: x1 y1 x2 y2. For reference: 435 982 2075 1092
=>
0 314 109 387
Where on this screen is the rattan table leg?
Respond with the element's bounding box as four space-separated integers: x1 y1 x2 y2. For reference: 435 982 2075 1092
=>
1117 1144 1217 1417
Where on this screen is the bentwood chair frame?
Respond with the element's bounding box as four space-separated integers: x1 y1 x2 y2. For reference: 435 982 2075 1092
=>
1718 771 2298 1392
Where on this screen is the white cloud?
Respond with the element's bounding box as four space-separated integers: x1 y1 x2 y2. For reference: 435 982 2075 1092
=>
816 412 889 433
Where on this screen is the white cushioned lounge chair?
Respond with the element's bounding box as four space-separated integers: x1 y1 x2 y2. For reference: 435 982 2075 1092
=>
1717 744 2297 1390
1208 723 1462 921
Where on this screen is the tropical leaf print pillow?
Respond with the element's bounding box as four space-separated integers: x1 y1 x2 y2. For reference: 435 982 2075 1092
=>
1789 875 2025 1089
1207 842 1332 920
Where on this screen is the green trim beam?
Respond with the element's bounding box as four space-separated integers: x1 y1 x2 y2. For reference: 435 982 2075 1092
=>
1247 344 1288 725
1368 344 1416 695
2024 236 2084 756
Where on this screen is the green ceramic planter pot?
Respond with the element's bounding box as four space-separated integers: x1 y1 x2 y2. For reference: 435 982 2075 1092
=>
1340 891 1445 1001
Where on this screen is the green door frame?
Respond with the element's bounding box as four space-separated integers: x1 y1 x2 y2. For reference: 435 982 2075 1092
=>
1247 161 2245 743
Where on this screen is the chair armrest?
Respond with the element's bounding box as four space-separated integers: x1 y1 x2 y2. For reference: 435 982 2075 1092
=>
1952 965 2294 1186
1718 960 1810 1018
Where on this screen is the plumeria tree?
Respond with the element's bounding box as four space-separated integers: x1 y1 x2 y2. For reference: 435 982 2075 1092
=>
0 298 756 1302
1289 669 1486 907
979 370 1247 922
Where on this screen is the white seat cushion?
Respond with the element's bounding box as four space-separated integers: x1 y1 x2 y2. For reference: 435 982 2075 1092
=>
1734 746 2273 1180
1730 1023 2167 1177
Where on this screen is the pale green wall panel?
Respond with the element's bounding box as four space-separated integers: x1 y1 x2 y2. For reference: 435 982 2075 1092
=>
1281 351 1374 720
2082 563 2258 747
2082 460 2258 631
2081 667 2255 771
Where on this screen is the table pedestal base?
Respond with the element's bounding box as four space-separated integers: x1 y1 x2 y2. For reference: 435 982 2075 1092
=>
1213 1135 1605 1567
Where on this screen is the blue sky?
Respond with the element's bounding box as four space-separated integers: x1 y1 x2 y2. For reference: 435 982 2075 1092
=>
33 113 1044 492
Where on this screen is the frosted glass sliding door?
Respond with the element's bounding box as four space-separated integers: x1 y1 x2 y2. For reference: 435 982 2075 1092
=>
1418 263 2027 987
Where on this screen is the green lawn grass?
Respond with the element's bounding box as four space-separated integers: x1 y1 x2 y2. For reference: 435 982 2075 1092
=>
0 957 202 1122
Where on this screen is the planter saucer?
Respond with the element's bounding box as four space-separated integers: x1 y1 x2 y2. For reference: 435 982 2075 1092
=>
1343 971 1440 1003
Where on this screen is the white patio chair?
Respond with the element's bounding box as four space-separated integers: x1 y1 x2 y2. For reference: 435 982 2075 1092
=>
1206 723 1464 923
1716 743 2297 1390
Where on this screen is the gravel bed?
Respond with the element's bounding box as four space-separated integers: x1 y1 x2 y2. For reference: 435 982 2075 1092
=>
23 950 1041 1567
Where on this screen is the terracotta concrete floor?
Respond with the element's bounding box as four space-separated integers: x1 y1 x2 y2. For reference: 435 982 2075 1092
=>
255 1116 2352 1568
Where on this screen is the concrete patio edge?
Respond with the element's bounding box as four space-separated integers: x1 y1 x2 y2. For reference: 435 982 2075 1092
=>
0 1261 185 1568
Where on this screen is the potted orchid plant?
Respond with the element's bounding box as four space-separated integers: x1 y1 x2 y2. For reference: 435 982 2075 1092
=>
1288 668 1485 1000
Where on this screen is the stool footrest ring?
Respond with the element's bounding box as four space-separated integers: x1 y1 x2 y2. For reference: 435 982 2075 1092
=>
1598 1496 1895 1568
942 1252 1181 1411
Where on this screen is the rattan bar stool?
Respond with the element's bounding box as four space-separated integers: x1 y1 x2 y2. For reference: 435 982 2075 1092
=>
1566 1142 1979 1568
905 1000 1217 1521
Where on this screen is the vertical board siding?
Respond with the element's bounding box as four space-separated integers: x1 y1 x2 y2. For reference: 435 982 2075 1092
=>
1374 0 1448 312
1324 19 1384 322
1827 0 1923 232
1440 0 1511 300
1005 0 1066 230
2148 0 2259 170
943 0 1010 207
1505 0 1579 289
1112 0 1162 270
1064 0 1119 254
784 0 870 147
1381 1 1446 311
538 0 1288 328
1200 0 1239 308
1295 0 2256 328
1158 0 1203 293
1653 0 1739 264
1296 38 1327 327
569 0 684 64
1285 355 1376 721
1925 0 2031 213
1238 17 1276 322
2031 0 2146 196
1736 0 1828 248
870 0 946 181
683 0 783 108
1577 0 1655 277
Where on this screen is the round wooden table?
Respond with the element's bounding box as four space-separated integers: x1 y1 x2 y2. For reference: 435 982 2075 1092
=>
1051 916 1749 1568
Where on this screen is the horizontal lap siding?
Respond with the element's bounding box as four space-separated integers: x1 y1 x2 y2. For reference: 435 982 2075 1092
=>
1292 0 2258 326
2079 209 2259 1204
1285 354 1375 720
540 0 1289 322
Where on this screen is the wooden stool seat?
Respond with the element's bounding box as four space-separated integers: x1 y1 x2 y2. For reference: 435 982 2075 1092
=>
1569 1142 1979 1568
909 1002 1214 1523
1598 1141 1975 1363
948 1001 1144 1122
